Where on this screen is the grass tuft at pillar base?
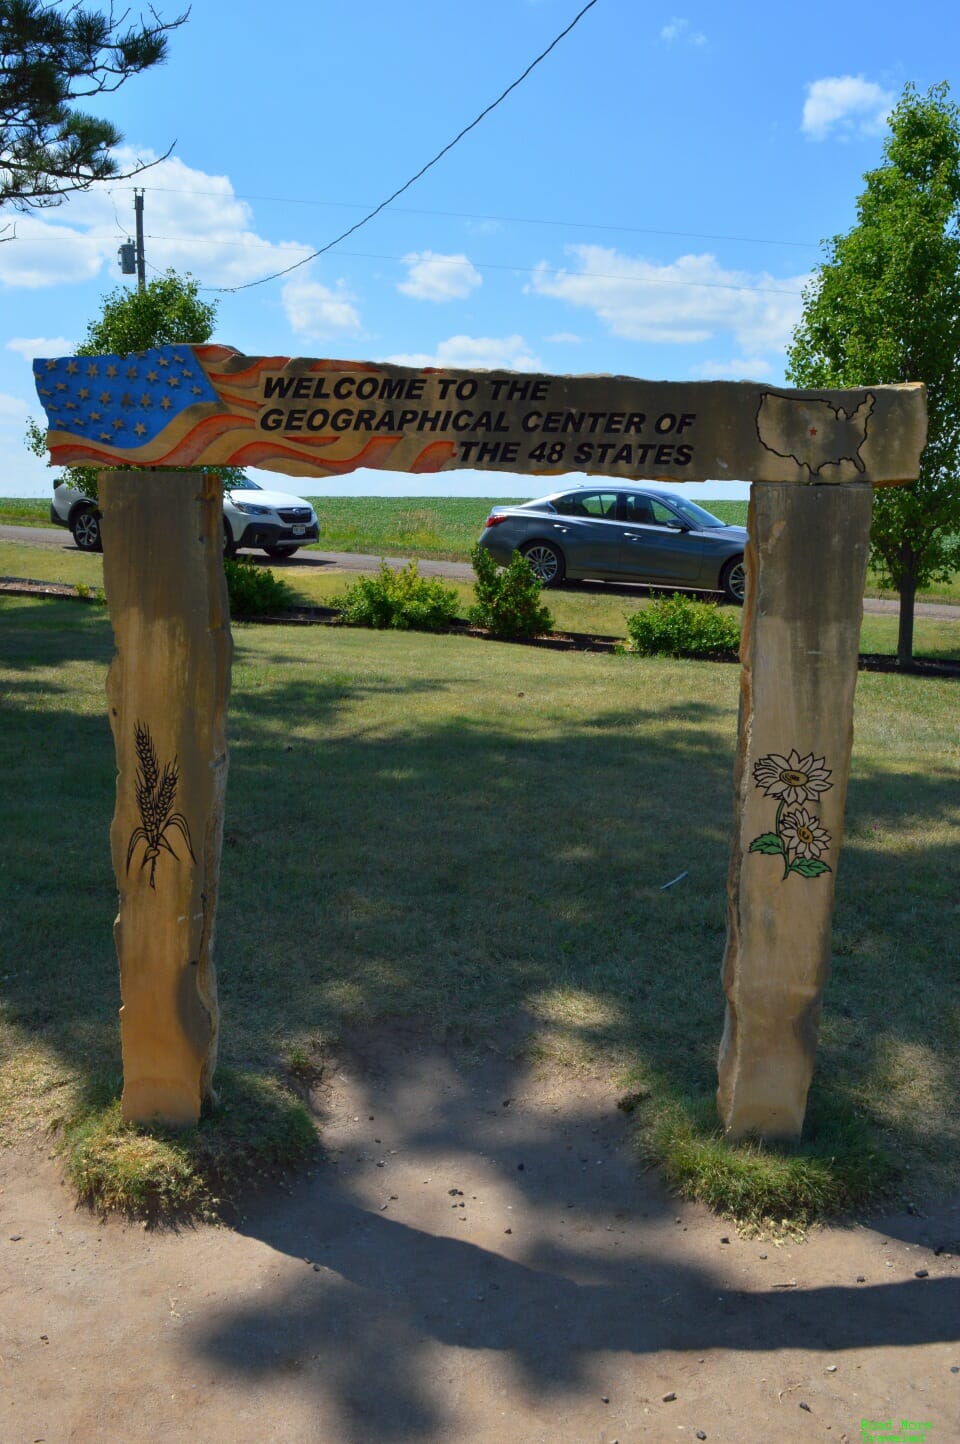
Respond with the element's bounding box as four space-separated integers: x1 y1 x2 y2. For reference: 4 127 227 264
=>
628 1083 899 1231
62 1068 319 1223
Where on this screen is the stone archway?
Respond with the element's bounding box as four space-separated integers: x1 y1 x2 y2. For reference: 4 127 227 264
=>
33 347 926 1137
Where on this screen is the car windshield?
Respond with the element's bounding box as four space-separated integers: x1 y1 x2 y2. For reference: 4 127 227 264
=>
669 497 726 529
227 475 260 491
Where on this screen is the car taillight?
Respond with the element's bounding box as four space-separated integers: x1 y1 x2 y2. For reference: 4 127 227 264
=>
484 513 510 527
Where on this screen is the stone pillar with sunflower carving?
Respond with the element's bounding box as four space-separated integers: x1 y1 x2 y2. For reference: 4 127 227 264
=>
717 481 873 1140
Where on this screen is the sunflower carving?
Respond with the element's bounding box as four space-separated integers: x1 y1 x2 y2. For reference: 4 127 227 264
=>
748 748 833 879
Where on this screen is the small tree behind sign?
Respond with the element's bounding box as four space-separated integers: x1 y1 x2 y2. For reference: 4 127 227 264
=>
787 80 960 665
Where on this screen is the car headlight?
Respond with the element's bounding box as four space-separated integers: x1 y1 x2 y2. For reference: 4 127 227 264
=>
233 502 272 516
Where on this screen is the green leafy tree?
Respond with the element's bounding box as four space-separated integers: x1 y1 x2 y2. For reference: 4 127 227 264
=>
30 268 223 500
787 81 960 665
82 268 217 354
0 0 187 216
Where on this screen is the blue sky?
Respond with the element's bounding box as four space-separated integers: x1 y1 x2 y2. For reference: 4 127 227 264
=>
2 0 958 500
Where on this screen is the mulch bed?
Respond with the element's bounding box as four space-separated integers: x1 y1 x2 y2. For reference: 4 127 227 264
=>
4 577 958 677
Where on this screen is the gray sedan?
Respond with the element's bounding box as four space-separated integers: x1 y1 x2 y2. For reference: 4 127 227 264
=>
477 486 748 603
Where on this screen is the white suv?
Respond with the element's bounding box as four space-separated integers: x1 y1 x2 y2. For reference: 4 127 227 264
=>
50 475 320 558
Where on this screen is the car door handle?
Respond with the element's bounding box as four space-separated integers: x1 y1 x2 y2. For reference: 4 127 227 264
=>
623 532 645 540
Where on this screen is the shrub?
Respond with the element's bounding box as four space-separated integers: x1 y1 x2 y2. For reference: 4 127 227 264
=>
333 559 460 631
224 557 295 618
469 545 555 639
625 592 740 658
74 581 106 605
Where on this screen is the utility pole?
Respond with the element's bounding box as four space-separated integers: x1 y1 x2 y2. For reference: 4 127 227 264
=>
118 190 147 287
134 189 146 292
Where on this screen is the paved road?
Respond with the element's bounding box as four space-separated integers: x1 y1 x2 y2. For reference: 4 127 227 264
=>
3 522 959 619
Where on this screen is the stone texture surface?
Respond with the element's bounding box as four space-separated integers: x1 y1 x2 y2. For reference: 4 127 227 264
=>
35 345 926 487
718 482 873 1139
101 470 232 1124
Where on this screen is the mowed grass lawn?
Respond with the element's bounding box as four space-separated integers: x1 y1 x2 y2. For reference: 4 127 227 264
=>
3 536 960 662
4 490 960 606
2 595 958 1209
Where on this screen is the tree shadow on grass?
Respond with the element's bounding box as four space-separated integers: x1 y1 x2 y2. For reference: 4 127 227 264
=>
3 613 738 1129
2 602 958 1201
218 678 735 1060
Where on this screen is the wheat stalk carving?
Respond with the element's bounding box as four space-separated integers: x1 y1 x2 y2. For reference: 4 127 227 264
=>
126 722 196 890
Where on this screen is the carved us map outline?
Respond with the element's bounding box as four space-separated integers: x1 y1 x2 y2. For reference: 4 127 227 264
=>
756 391 876 476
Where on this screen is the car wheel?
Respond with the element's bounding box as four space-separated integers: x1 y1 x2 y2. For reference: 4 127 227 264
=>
71 506 102 552
223 518 237 559
263 545 298 559
520 540 565 587
720 555 746 605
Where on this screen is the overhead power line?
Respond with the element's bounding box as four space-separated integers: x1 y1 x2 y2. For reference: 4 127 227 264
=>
25 223 808 298
142 233 808 296
110 184 819 251
206 0 601 294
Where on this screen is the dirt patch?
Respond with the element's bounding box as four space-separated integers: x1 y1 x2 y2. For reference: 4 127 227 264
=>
1 576 80 598
2 1022 958 1443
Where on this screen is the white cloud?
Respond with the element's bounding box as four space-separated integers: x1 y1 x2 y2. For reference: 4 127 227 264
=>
529 245 809 355
397 251 482 302
465 218 502 237
0 214 108 288
660 17 705 44
6 336 74 361
0 149 315 290
545 331 583 344
689 356 774 380
281 273 361 339
0 390 30 422
386 334 541 372
802 76 894 141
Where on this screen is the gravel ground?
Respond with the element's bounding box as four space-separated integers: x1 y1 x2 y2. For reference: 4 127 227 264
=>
2 1024 958 1444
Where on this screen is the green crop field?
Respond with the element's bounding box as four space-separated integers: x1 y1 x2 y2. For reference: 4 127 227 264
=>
0 492 748 546
299 495 749 558
0 497 51 527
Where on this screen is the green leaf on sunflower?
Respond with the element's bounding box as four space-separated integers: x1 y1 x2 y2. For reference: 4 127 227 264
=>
749 832 785 855
788 858 832 878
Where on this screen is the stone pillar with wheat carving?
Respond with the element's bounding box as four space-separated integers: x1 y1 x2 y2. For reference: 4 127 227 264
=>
100 469 232 1125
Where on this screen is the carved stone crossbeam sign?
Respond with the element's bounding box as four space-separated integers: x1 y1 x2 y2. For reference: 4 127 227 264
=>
34 348 926 1135
36 344 922 488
